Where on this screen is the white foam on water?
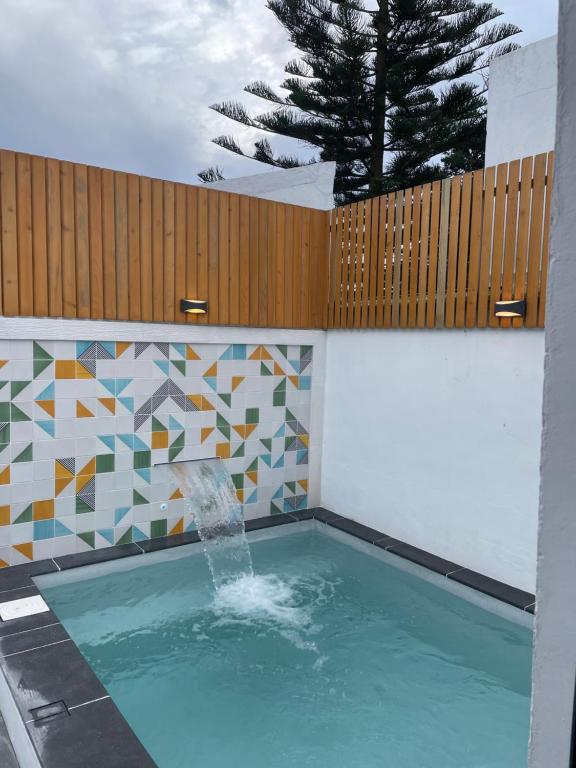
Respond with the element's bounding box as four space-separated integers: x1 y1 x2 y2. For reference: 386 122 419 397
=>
212 574 310 628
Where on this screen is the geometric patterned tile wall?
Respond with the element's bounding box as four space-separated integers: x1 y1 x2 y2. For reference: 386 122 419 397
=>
0 340 312 568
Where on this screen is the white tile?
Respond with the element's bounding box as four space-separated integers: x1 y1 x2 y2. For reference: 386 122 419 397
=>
10 462 34 484
0 595 50 621
52 535 77 558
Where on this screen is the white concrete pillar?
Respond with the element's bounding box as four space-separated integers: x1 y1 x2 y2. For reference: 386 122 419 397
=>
529 5 576 766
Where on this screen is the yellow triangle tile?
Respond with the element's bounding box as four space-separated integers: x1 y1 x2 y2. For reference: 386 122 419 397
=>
245 470 258 485
170 488 184 500
201 396 215 411
0 467 10 485
76 361 95 379
244 423 257 438
187 394 203 411
170 518 184 535
14 542 33 561
216 443 231 459
233 425 246 439
78 458 96 476
300 435 309 447
116 342 131 358
37 399 55 417
261 347 273 360
186 345 200 360
204 362 217 378
76 473 94 493
236 489 244 503
76 401 94 418
33 499 54 520
274 362 285 376
0 559 8 569
201 427 214 444
55 477 73 496
99 397 116 415
55 360 76 379
289 376 299 388
298 479 308 492
248 346 262 360
55 461 74 480
0 360 7 369
0 505 9 526
232 376 245 392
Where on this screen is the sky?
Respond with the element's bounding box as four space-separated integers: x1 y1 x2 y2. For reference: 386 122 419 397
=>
0 0 559 185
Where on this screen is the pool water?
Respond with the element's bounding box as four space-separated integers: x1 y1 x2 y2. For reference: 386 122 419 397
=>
40 529 532 768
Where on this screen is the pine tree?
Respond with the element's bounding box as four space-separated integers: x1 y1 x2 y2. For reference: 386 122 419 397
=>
201 0 519 203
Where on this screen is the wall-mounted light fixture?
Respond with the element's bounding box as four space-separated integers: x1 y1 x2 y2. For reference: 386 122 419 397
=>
494 299 526 318
180 299 208 315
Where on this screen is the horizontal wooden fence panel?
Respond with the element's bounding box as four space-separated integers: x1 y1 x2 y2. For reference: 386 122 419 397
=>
0 149 330 328
328 152 554 329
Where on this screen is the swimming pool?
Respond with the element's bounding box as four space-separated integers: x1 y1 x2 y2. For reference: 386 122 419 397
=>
37 522 532 768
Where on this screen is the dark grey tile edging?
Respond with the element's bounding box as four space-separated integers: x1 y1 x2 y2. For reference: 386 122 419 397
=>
0 507 535 767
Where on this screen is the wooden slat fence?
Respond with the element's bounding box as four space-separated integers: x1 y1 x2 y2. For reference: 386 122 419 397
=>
0 148 554 329
327 151 554 329
0 149 329 328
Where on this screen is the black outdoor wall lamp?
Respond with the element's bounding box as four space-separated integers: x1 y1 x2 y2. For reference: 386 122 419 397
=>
494 299 526 318
180 299 208 315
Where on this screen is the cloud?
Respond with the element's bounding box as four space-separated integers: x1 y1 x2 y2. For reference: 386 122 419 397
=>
0 0 558 184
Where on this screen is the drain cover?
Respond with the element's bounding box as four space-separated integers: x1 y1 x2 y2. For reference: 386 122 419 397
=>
0 595 50 621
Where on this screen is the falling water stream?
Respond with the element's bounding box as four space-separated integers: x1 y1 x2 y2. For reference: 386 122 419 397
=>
166 459 320 648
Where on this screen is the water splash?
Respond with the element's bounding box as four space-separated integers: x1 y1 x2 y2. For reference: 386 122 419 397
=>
167 459 254 589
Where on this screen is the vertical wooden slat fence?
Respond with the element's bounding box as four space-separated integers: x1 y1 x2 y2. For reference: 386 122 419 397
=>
0 148 553 329
328 151 554 329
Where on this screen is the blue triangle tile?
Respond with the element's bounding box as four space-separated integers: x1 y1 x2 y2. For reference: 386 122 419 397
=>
76 341 92 356
172 343 185 358
98 528 115 545
101 341 116 357
114 507 131 525
118 397 134 413
132 526 148 542
260 454 272 467
54 520 73 537
154 360 170 376
219 345 234 360
289 359 302 372
36 382 55 401
272 486 284 500
118 434 135 450
98 435 115 452
204 377 217 392
116 379 131 395
99 379 116 396
133 435 149 451
273 455 285 469
274 424 285 438
232 344 247 360
246 489 258 504
36 420 55 437
185 520 198 533
135 468 151 483
169 416 183 430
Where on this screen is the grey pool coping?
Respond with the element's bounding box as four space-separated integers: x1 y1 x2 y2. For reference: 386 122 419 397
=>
0 507 536 767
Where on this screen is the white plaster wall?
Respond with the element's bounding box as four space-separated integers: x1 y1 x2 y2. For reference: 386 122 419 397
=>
205 162 336 210
321 330 544 593
485 36 557 166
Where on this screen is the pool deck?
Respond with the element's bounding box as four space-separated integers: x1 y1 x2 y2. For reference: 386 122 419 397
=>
0 712 18 767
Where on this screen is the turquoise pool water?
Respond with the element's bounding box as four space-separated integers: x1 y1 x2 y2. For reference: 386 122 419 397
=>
40 529 532 768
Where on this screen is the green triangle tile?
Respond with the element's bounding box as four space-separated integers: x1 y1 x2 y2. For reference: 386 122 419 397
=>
231 473 244 490
0 382 8 392
76 497 93 514
274 378 286 392
260 362 272 376
216 413 230 427
246 458 258 473
169 445 184 462
260 438 272 451
217 425 231 440
13 443 32 463
13 504 33 524
133 490 148 506
10 404 31 422
117 527 134 545
218 393 232 407
270 501 283 515
171 360 186 376
0 423 10 443
285 408 296 421
152 416 167 433
286 481 296 493
11 381 31 399
151 519 167 539
170 432 185 449
33 342 53 361
276 345 288 358
33 359 52 378
273 391 286 407
232 442 245 458
301 345 312 357
78 531 95 549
